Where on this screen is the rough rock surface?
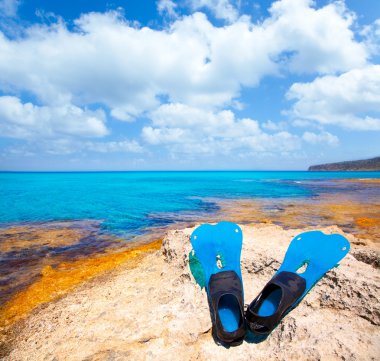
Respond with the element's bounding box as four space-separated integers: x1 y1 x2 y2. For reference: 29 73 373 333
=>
5 224 380 360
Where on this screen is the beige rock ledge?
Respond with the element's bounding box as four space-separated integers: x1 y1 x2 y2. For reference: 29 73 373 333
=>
5 224 380 361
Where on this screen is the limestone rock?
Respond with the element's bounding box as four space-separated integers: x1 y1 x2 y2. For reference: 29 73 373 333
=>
5 224 380 361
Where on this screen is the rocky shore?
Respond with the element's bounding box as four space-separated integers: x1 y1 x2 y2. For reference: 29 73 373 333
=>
3 224 380 360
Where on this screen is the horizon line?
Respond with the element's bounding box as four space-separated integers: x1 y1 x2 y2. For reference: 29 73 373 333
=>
0 169 309 172
1 169 380 173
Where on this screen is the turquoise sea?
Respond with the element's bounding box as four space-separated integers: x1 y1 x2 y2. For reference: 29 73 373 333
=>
1 171 380 305
1 171 380 237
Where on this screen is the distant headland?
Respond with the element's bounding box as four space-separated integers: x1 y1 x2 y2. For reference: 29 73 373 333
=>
309 156 380 171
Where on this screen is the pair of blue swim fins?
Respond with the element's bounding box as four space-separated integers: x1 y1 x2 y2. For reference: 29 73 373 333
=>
190 221 350 345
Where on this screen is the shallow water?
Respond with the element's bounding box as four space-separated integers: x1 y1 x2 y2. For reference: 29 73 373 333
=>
0 171 379 310
1 171 379 234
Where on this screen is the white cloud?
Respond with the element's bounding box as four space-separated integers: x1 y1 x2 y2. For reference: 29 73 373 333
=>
157 0 178 18
189 0 239 23
0 0 368 122
0 0 19 17
262 120 287 131
142 127 186 145
266 0 366 74
302 131 339 146
5 138 144 156
85 140 143 153
287 64 380 130
361 19 380 56
142 103 301 155
0 0 375 161
0 96 108 139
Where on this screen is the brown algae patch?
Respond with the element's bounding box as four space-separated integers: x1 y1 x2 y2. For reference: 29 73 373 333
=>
217 197 380 244
0 239 161 330
336 178 380 184
0 221 106 306
0 226 86 253
355 217 380 229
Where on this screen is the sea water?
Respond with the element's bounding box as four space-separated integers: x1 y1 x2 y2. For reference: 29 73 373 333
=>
1 171 379 238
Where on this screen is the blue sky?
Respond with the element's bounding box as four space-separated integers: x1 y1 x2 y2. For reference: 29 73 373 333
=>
0 0 379 170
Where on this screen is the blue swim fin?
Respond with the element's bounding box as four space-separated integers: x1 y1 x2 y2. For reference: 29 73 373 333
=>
190 221 246 345
246 230 350 335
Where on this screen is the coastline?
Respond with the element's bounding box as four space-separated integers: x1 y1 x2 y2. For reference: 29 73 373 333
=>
2 223 380 360
1 189 379 322
0 175 379 358
0 239 162 331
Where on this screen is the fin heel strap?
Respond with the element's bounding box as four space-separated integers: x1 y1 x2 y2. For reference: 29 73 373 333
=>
209 271 246 344
246 271 306 334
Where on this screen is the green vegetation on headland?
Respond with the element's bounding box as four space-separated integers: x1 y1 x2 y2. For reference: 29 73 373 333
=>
308 156 380 171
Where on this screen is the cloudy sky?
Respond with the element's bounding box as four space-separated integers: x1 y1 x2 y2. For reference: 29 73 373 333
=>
0 0 379 170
